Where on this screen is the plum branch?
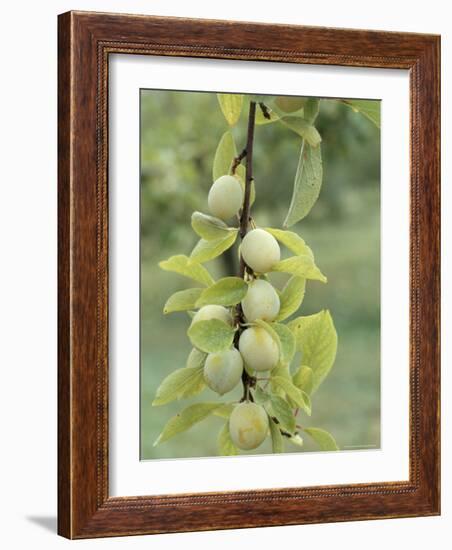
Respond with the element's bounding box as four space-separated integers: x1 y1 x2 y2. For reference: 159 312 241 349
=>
233 100 257 401
154 93 340 455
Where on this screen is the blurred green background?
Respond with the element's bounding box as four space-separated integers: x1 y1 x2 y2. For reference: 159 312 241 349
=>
140 90 380 460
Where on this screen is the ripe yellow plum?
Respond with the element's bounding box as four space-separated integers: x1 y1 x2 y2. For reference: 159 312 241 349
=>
203 348 243 395
274 96 306 113
229 402 269 450
238 326 279 372
192 304 231 325
241 279 280 322
241 228 280 273
208 175 243 220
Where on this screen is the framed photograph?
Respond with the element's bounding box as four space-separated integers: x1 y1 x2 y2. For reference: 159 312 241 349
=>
58 11 440 538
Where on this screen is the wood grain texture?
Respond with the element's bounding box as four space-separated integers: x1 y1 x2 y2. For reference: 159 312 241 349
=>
57 10 440 539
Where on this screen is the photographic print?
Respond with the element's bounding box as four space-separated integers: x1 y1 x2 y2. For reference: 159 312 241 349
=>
140 90 381 460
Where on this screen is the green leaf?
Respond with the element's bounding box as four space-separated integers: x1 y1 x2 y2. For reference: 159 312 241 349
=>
277 276 306 321
288 310 338 393
211 130 255 206
186 348 208 369
196 277 247 308
190 230 238 263
265 227 314 258
152 364 206 406
280 118 322 147
159 255 215 286
340 99 380 128
187 319 235 353
253 386 270 404
253 319 281 354
304 427 339 451
213 403 235 419
271 255 327 283
270 364 292 399
271 376 311 416
154 403 222 445
272 363 291 382
163 288 204 314
303 98 320 124
191 211 231 241
289 434 304 447
236 173 256 206
269 395 296 433
292 365 314 395
272 322 296 365
269 417 284 453
217 93 243 126
284 141 323 227
213 131 236 181
217 421 238 455
255 104 280 125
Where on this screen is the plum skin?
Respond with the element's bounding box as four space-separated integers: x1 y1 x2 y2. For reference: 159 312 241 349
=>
208 175 243 221
274 96 306 113
240 228 281 273
192 304 231 326
238 326 279 372
229 402 269 450
203 348 243 395
241 279 280 322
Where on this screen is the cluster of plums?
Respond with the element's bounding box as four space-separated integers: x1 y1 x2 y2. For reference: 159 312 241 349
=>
190 177 285 450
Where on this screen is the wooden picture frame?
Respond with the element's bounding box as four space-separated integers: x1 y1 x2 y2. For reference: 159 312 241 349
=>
58 10 440 539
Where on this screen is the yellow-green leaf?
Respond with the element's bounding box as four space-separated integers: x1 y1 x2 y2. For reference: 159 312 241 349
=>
217 421 238 455
253 386 270 404
196 277 247 307
269 395 296 434
340 99 380 128
289 434 304 447
271 255 327 283
265 227 314 258
280 117 322 147
211 132 255 206
213 131 236 181
213 403 235 419
293 365 314 395
159 255 214 286
163 288 204 314
269 417 285 453
255 105 280 125
187 319 235 353
152 364 206 406
284 141 323 227
288 310 337 393
186 348 207 369
272 322 296 365
271 376 311 416
236 171 256 206
304 427 339 451
190 230 238 264
154 403 222 445
217 93 243 126
276 276 306 321
191 211 231 241
303 98 320 124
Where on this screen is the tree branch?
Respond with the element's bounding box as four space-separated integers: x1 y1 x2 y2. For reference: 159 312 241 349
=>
233 100 257 402
239 101 256 243
231 148 247 175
